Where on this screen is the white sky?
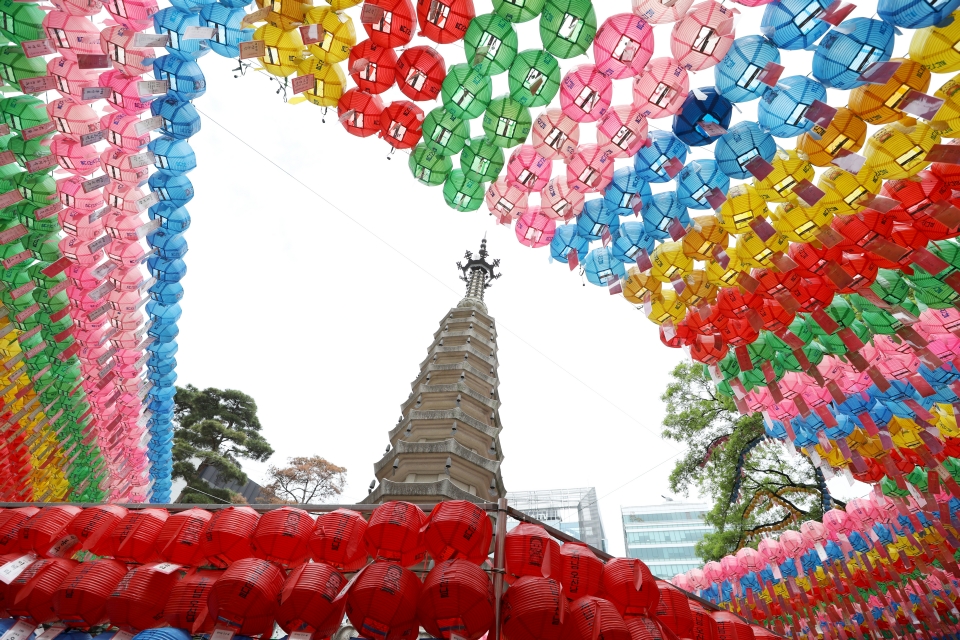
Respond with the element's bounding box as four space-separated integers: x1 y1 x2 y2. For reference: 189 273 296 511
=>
170 0 929 555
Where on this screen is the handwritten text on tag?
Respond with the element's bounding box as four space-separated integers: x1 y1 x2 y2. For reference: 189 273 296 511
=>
0 554 36 584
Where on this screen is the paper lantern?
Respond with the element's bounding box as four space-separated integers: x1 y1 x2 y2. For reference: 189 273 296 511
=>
715 121 777 180
754 149 815 203
54 559 128 629
562 597 629 640
153 56 207 103
416 0 474 44
559 542 603 601
107 563 182 632
642 191 689 240
760 0 831 50
410 144 453 185
345 562 421 640
539 0 597 59
670 2 735 72
632 0 694 23
441 64 492 119
507 145 552 192
308 508 368 571
46 57 98 105
712 611 754 640
463 13 518 76
672 86 732 146
20 505 81 557
364 501 427 566
689 602 720 640
200 506 258 568
583 246 625 286
252 24 304 77
558 65 611 123
111 508 168 564
632 57 689 119
757 75 826 138
338 89 384 138
105 0 159 31
252 506 313 568
396 45 445 101
862 119 939 182
593 13 654 79
600 558 659 618
164 569 218 635
505 522 561 581
500 577 567 640
797 107 867 167
154 507 211 567
363 0 416 48
7 558 77 624
508 49 561 108
199 5 253 58
492 0 545 22
99 27 155 78
349 39 397 95
483 96 532 148
47 100 98 142
68 504 127 557
634 131 687 183
418 560 494 640
567 144 614 193
461 136 505 183
303 6 355 62
381 101 424 150
653 583 693 637
596 105 647 159
541 177 585 220
100 112 150 151
677 160 729 210
0 2 44 43
812 18 895 90
849 58 930 125
714 35 781 103
291 57 346 106
423 500 493 564
276 563 346 637
421 107 468 156
208 558 285 637
532 108 579 160
880 0 960 28
43 12 101 59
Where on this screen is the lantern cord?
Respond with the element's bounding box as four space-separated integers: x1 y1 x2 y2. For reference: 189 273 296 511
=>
194 107 679 446
183 485 233 504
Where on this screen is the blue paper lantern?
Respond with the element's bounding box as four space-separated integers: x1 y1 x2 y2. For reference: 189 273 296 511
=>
149 321 180 343
153 8 210 61
757 75 826 138
612 221 654 263
149 172 194 207
633 131 687 183
148 137 197 175
147 228 188 259
676 159 729 209
760 0 833 50
148 340 179 360
149 203 191 233
878 0 960 28
153 56 206 101
200 4 254 58
604 167 652 215
672 87 732 147
714 121 777 179
549 223 588 263
151 96 202 139
583 246 625 286
148 255 188 282
577 198 620 241
812 18 895 90
641 191 689 240
715 36 781 103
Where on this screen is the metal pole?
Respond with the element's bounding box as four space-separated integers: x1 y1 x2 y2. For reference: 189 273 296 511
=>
492 497 508 640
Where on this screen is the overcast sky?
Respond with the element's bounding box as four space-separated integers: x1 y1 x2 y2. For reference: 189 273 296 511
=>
171 1 923 555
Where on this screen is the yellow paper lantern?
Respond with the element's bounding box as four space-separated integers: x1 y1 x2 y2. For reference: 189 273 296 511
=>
295 57 346 106
253 24 305 77
932 72 960 137
650 241 694 283
705 250 745 287
771 199 833 243
910 11 960 74
848 59 931 125
622 267 662 304
733 230 789 269
861 118 941 184
716 184 770 235
682 215 729 260
797 107 867 167
256 0 311 30
645 289 687 325
303 6 355 63
752 149 815 203
677 270 716 307
888 415 925 449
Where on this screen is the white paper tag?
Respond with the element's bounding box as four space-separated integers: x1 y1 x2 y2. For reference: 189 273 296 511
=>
135 217 162 239
133 33 169 47
36 625 65 640
0 554 36 584
135 191 160 212
211 629 235 640
182 26 217 39
0 621 37 640
81 86 111 101
47 534 78 558
290 633 312 640
137 80 168 96
128 151 155 168
134 116 163 137
153 562 181 574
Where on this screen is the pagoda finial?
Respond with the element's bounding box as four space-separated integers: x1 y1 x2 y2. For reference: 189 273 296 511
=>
455 238 501 308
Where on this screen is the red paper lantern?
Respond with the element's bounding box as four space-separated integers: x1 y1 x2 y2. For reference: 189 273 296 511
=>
363 0 416 49
68 505 127 557
309 509 369 571
715 287 763 320
345 562 421 640
0 552 27 616
750 625 778 640
155 508 212 567
500 577 567 640
423 500 492 565
0 507 40 554
339 89 385 138
600 558 659 619
200 505 258 568
882 171 951 222
789 242 842 277
418 560 494 640
838 254 878 293
277 563 347 637
7 558 78 624
561 597 629 640
20 506 82 558
252 506 313 569
395 46 445 101
653 582 693 638
349 40 398 94
792 276 835 313
624 616 666 640
380 101 425 150
558 542 603 601
364 501 427 567
505 523 561 582
711 611 753 640
415 0 473 44
107 563 183 632
717 318 759 349
757 299 793 333
111 508 169 564
54 559 128 629
207 558 285 637
690 334 728 365
164 569 220 634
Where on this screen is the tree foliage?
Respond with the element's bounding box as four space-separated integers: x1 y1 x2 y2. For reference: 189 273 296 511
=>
661 362 840 561
262 456 347 504
173 384 274 504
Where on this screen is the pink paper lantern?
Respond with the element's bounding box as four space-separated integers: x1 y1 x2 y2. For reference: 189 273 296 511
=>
593 14 654 79
101 148 150 185
632 58 689 119
60 235 104 266
596 105 648 158
566 144 614 193
104 211 147 242
506 145 552 193
632 0 695 24
778 530 806 559
100 26 154 76
532 109 580 160
735 548 763 576
540 177 584 221
104 182 147 214
44 13 103 59
100 70 154 116
669 1 736 72
845 498 880 536
48 57 100 104
756 539 784 573
515 209 555 248
51 136 101 176
103 0 160 31
48 99 100 141
51 0 103 16
685 568 707 591
559 65 612 123
60 207 105 239
485 179 528 225
107 238 150 268
701 561 723 586
100 112 151 151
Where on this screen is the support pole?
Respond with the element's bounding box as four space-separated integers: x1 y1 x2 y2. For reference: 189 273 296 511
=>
493 497 508 640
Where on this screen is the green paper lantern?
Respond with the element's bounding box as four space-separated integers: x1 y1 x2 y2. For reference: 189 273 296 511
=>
492 0 545 22
816 333 846 355
460 136 505 182
8 134 52 171
802 341 826 367
912 278 959 308
0 46 45 86
441 64 492 120
539 0 596 59
463 13 519 76
482 95 531 147
774 350 804 373
409 144 453 186
14 171 56 206
421 107 469 156
27 232 60 263
881 476 909 498
0 95 49 132
18 202 58 234
36 288 68 314
0 0 45 44
718 351 740 380
871 269 910 305
443 170 485 211
508 49 561 107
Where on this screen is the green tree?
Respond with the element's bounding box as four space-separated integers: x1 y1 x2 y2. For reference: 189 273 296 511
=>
661 362 840 561
173 384 274 503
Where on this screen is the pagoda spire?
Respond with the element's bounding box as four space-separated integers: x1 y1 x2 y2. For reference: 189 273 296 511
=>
457 236 501 311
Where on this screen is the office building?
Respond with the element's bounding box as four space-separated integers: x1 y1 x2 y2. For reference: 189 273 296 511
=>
508 487 607 551
621 501 713 579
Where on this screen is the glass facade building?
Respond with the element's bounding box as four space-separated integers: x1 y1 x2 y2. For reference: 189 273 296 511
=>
621 502 713 579
507 487 607 551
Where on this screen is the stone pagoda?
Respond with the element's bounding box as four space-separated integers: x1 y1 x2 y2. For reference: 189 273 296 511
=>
363 239 507 504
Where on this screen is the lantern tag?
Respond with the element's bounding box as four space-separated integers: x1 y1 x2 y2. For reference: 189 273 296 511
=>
899 90 944 121
299 24 322 45
292 74 314 95
20 39 55 58
758 61 783 87
0 553 36 584
133 33 170 46
0 622 36 640
239 41 266 60
830 149 866 174
858 60 901 85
